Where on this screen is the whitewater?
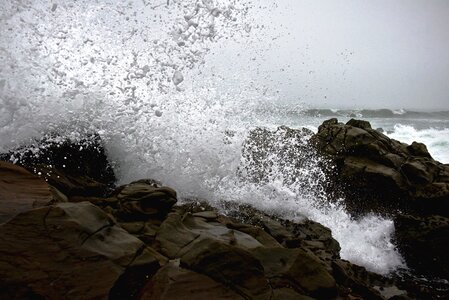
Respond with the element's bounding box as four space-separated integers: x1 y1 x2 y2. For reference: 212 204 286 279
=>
2 0 448 276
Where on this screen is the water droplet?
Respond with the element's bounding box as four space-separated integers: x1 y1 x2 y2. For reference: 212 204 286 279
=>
172 70 184 86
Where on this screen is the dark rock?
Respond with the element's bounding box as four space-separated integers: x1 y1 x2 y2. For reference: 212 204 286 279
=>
394 214 449 279
346 118 372 130
180 238 272 299
192 210 218 219
311 118 449 216
223 220 283 248
250 247 337 299
0 133 116 197
406 141 432 159
116 180 177 220
280 219 341 266
138 262 245 300
272 288 315 300
332 259 393 300
3 128 446 300
0 202 165 300
212 202 341 268
0 161 53 223
156 209 264 258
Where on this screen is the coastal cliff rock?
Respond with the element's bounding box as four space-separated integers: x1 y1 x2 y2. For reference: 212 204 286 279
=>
311 118 449 217
240 120 449 282
1 134 448 299
138 263 245 300
0 160 408 299
311 119 449 280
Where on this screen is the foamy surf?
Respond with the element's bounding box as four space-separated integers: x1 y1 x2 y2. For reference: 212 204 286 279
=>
0 0 409 276
387 125 449 163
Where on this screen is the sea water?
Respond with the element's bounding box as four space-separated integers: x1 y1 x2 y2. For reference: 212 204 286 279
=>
1 0 448 276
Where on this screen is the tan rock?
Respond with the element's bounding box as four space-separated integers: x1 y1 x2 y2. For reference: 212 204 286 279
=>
0 161 53 223
0 202 164 300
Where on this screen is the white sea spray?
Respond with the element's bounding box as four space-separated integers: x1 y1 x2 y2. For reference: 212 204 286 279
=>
388 124 449 163
0 0 406 275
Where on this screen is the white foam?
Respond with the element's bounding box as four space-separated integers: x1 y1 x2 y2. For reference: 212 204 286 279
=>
387 124 449 163
393 108 406 115
0 0 406 275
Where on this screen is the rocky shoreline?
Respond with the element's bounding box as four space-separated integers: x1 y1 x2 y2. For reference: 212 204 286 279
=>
1 119 448 299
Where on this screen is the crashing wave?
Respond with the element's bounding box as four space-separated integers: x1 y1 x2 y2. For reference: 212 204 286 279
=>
0 0 408 275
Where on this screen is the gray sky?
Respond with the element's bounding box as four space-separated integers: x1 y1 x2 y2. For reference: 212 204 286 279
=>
205 0 449 110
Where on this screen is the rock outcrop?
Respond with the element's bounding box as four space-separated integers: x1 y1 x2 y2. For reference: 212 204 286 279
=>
1 160 414 299
311 118 449 217
240 120 449 284
0 161 54 223
1 131 449 299
0 201 164 300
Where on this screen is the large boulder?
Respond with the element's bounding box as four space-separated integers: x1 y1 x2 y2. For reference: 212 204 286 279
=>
215 202 341 269
0 202 164 300
155 209 265 258
180 238 272 299
311 118 449 216
0 161 53 223
115 180 177 220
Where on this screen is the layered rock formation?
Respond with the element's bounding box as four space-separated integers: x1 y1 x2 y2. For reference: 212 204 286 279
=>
1 130 448 299
311 118 449 217
0 161 53 223
311 119 449 281
240 119 449 283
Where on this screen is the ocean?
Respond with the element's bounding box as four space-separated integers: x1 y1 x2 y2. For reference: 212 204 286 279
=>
279 108 449 164
1 0 448 277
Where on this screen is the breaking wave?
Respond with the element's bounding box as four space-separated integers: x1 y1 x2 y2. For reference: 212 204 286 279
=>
303 108 449 119
0 0 405 274
387 125 449 163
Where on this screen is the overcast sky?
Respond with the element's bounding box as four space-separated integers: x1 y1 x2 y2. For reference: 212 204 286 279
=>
205 0 449 110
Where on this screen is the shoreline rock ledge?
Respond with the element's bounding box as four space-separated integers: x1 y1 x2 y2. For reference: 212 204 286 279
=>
311 118 449 217
311 118 449 281
0 129 448 299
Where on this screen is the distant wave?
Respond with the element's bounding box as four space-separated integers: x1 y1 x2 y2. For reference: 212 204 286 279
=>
303 108 449 119
387 125 449 164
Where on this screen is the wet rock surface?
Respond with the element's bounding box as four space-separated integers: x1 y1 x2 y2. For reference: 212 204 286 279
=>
241 120 449 288
311 118 449 217
394 214 449 280
0 201 163 300
310 119 449 282
0 161 53 223
1 131 449 299
0 133 116 197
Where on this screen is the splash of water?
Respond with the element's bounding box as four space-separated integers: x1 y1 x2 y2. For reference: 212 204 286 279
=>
0 0 405 274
